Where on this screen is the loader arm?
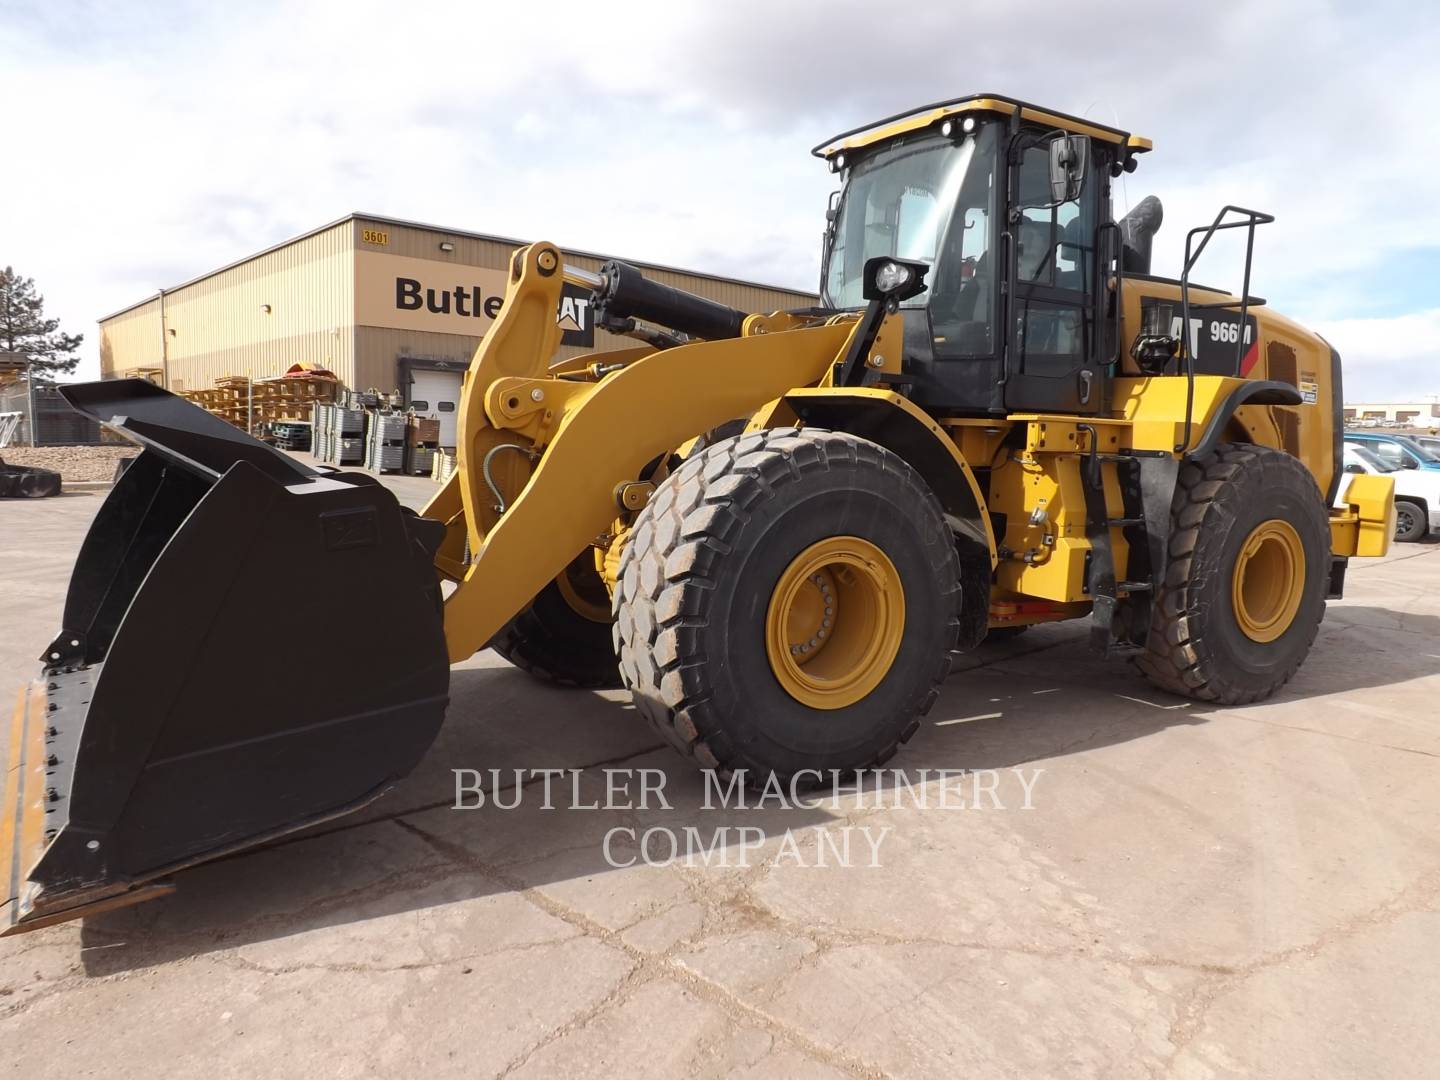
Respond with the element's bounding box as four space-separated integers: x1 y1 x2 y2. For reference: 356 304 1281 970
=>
428 242 858 661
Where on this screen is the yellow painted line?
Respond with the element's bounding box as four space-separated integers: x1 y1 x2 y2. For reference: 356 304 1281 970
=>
17 684 49 889
1 684 30 901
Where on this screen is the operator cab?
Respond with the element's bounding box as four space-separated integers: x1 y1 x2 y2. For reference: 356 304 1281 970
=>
816 94 1151 417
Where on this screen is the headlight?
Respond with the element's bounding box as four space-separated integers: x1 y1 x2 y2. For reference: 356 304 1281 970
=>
873 261 915 294
861 256 929 302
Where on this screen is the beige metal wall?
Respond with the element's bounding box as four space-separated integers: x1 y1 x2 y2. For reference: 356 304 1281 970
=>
101 214 817 395
350 216 818 391
98 296 163 380
100 222 355 389
355 326 482 392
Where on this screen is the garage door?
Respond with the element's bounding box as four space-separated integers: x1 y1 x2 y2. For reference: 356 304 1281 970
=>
409 369 463 448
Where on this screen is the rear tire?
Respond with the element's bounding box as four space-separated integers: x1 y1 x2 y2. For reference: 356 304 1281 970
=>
1137 443 1329 704
1393 500 1426 543
490 554 620 688
613 428 961 780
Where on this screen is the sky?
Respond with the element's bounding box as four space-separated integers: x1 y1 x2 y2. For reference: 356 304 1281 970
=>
1 0 1437 401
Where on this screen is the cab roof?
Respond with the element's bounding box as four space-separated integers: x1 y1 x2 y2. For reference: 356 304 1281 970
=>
812 93 1153 160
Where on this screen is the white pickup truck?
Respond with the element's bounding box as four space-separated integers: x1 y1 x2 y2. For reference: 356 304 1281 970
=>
1340 442 1440 542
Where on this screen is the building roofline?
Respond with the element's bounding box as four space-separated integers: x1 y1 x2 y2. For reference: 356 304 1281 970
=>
98 211 818 323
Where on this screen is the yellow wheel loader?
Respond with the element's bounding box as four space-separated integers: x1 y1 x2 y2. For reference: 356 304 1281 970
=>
3 93 1396 935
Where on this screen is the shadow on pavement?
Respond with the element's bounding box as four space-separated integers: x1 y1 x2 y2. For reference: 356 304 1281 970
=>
75 604 1440 974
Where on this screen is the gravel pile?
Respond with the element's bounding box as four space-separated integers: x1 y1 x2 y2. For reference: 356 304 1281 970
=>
1 445 139 482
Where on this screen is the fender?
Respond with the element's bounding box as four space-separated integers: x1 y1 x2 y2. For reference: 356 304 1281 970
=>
1189 378 1302 460
753 387 997 649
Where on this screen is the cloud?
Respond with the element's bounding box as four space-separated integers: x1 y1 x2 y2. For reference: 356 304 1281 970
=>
1312 309 1440 400
0 0 1436 400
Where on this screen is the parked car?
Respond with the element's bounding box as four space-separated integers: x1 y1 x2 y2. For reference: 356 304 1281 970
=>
1339 444 1440 542
1411 434 1440 456
1343 431 1440 472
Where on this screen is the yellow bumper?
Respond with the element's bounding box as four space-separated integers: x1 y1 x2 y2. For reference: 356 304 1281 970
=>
1329 474 1396 558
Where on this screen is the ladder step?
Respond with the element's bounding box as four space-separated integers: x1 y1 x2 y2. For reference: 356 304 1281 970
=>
1104 518 1144 528
1117 581 1152 592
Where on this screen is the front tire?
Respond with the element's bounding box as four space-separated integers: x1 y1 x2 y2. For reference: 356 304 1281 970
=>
613 429 961 780
490 554 621 688
1137 443 1329 704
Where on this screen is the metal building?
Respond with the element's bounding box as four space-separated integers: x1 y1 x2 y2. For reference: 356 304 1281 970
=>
99 213 817 444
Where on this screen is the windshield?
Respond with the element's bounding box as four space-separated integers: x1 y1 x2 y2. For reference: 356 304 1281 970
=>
822 126 997 319
1347 444 1397 472
1397 435 1440 462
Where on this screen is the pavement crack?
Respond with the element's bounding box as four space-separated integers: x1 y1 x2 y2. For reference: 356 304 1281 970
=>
396 815 889 1078
1224 711 1440 759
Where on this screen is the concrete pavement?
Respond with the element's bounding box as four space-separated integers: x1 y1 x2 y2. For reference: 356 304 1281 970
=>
2 488 1437 1078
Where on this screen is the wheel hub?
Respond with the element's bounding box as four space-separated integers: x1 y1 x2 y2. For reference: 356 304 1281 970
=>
1232 519 1305 643
765 536 906 709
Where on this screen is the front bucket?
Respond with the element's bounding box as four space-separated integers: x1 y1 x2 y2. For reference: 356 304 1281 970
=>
1 380 450 935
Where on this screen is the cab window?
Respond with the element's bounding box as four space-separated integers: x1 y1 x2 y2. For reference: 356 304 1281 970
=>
1012 144 1094 370
1368 441 1410 468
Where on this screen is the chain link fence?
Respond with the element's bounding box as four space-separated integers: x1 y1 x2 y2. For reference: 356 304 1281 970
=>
0 377 105 447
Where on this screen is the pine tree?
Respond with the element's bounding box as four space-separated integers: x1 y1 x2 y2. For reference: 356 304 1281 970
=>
0 266 83 379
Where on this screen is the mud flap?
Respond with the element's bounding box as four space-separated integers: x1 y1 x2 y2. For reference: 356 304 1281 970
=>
2 380 450 935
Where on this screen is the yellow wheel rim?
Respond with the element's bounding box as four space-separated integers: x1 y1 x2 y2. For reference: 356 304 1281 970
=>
765 536 906 710
1231 519 1305 643
556 557 612 623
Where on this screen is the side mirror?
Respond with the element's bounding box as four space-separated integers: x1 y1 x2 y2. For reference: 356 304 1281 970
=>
1049 135 1090 203
1401 457 1419 469
1344 463 1365 474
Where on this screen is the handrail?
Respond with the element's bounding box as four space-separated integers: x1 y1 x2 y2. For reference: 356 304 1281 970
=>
1176 205 1275 454
1096 220 1123 372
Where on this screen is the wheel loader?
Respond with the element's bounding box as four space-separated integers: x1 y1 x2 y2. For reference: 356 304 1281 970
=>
2 93 1396 935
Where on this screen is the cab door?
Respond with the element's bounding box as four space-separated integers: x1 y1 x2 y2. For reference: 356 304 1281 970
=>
1003 138 1105 415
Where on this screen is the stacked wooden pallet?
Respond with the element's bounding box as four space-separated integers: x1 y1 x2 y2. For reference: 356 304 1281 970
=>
180 373 339 431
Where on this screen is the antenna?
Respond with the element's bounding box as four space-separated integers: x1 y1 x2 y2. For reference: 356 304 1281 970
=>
1083 99 1130 219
